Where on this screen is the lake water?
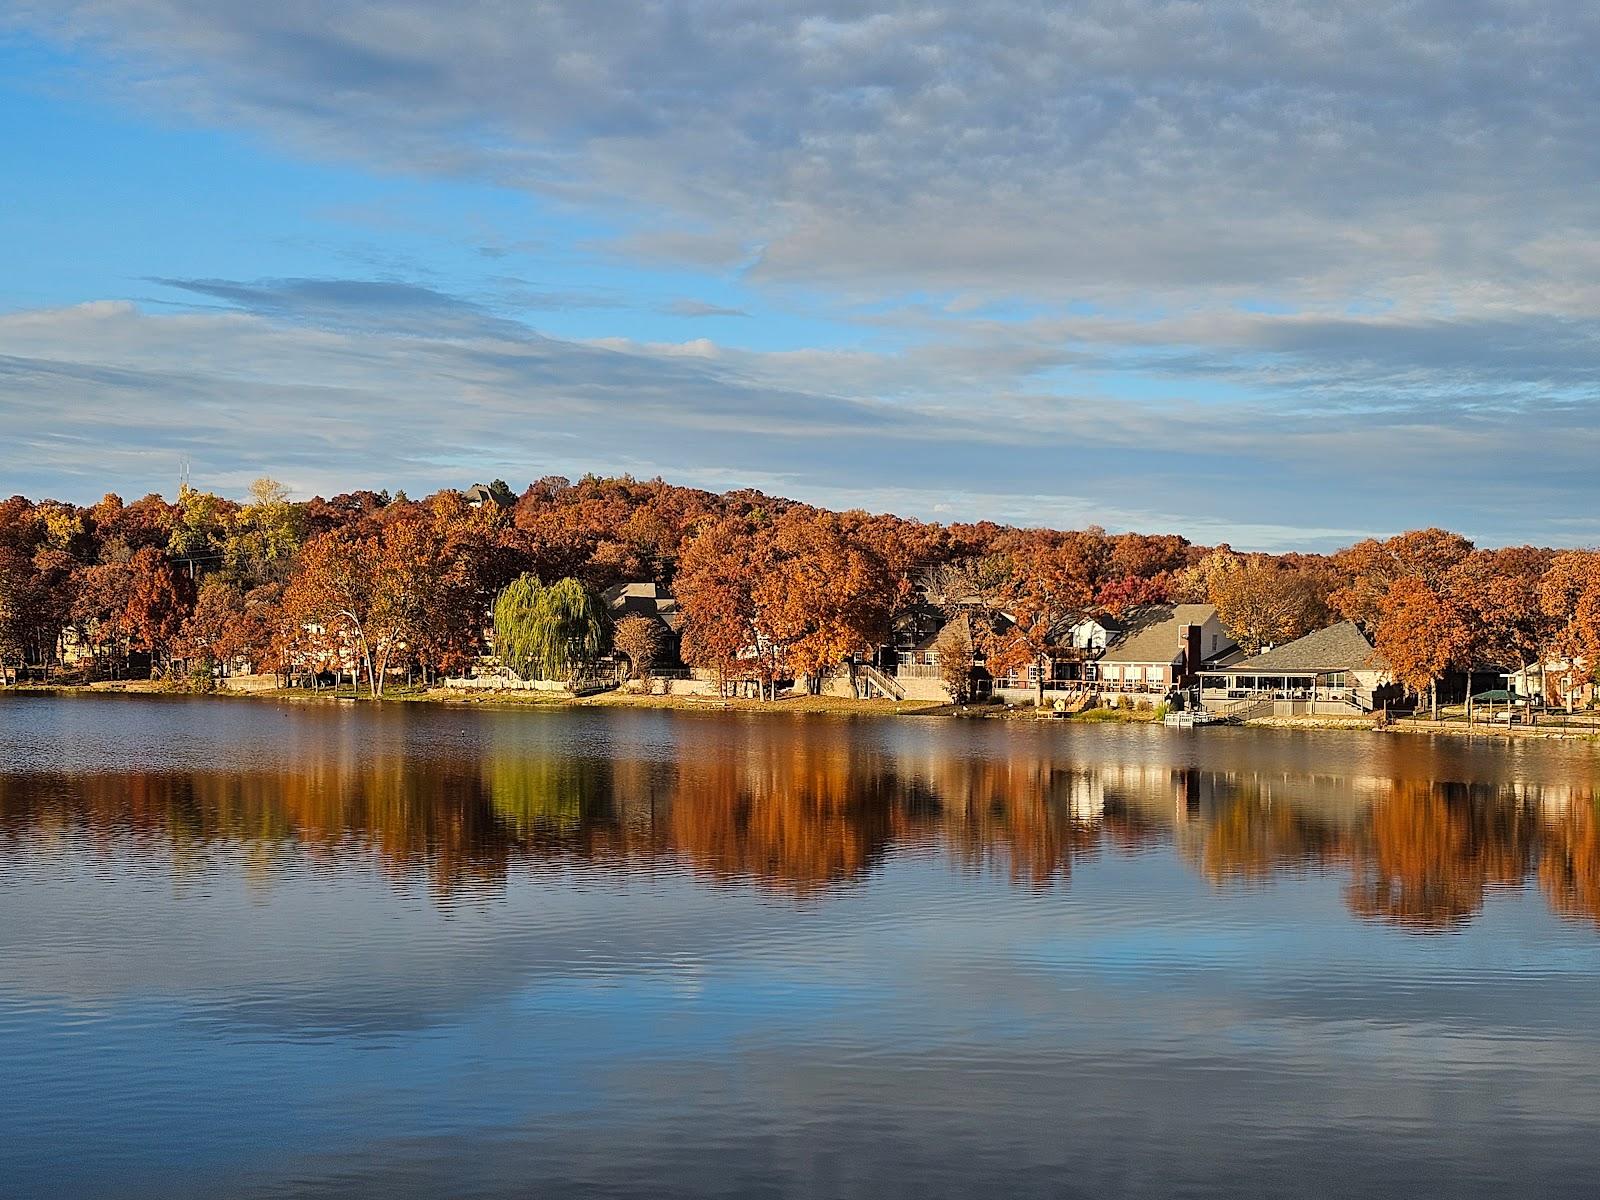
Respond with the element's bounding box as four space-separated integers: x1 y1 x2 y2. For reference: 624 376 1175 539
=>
3 696 1600 1198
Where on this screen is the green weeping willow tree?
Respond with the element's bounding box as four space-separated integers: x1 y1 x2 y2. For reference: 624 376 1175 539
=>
492 574 611 682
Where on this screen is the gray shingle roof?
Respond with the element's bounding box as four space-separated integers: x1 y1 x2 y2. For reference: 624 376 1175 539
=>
1100 604 1221 664
1215 620 1384 674
603 582 680 627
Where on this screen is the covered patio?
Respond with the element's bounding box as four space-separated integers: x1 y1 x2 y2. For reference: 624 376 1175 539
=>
1199 669 1357 703
1196 621 1390 714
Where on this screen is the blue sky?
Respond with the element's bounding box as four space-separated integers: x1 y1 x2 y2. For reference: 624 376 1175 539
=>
4 3 1600 549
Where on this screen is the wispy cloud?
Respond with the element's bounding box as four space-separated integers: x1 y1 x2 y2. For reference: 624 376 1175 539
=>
24 1 1600 310
6 293 1600 548
663 299 748 319
9 4 1600 544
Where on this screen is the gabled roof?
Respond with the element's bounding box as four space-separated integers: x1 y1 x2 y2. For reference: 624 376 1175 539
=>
912 610 970 652
1215 620 1385 675
1045 611 1121 641
1204 644 1250 669
1099 604 1223 664
603 581 680 629
464 482 511 507
900 603 1012 651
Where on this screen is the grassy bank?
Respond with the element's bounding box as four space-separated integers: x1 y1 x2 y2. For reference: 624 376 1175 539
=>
2 680 1139 721
9 681 1593 740
1063 705 1166 724
3 679 953 717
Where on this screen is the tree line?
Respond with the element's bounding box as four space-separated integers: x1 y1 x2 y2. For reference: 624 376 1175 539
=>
2 476 1599 703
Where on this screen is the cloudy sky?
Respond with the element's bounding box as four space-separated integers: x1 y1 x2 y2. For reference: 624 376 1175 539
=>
4 2 1599 548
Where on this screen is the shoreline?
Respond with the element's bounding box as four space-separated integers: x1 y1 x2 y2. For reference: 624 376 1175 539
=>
1 680 955 719
6 681 1594 740
1 680 1161 723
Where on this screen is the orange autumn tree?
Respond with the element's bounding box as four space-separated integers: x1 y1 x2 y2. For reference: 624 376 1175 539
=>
752 510 892 694
285 528 385 693
1447 546 1557 687
382 500 491 682
177 578 248 681
677 508 892 697
1374 575 1472 717
676 512 776 696
1203 551 1328 654
1538 550 1600 709
284 514 462 698
122 545 194 676
987 529 1106 705
1330 528 1474 628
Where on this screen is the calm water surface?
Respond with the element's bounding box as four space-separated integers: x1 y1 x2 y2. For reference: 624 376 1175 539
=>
4 695 1600 1198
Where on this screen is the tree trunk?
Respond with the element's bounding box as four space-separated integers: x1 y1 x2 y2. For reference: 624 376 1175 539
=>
375 641 392 700
1430 680 1438 720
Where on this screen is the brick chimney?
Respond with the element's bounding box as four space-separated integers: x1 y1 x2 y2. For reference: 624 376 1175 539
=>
1181 624 1202 686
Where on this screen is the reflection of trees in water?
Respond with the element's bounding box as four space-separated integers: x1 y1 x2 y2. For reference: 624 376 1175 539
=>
3 740 1600 929
1176 772 1559 930
485 753 612 837
664 746 906 896
1183 785 1344 885
936 763 1113 888
0 762 520 896
0 747 1151 899
1538 799 1600 925
1342 781 1535 931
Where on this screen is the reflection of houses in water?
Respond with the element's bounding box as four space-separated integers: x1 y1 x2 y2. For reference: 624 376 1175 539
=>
1508 780 1582 818
9 724 1600 929
1064 771 1105 823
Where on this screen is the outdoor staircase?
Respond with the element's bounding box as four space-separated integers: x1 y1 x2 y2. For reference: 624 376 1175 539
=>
858 663 906 700
1219 696 1276 724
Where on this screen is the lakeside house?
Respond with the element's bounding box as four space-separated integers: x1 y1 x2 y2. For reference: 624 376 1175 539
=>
989 612 1125 693
1092 604 1239 696
868 601 1007 700
602 581 687 674
866 600 1240 703
1504 657 1594 710
870 599 1121 700
1199 620 1394 714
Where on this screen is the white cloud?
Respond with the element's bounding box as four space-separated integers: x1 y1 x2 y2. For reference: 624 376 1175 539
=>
20 1 1600 310
9 4 1600 544
6 294 1600 548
